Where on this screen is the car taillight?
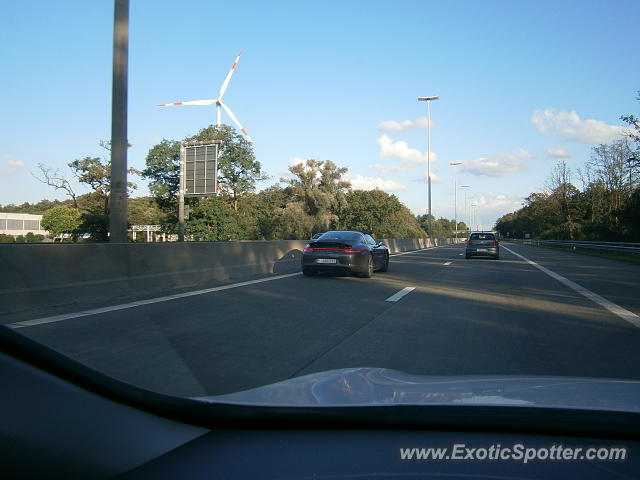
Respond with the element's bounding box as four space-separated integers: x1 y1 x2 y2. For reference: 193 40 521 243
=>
493 241 499 246
303 247 313 253
343 249 363 253
467 240 473 245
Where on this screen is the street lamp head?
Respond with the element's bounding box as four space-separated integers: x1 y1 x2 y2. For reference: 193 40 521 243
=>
459 185 470 188
418 96 440 101
449 162 462 166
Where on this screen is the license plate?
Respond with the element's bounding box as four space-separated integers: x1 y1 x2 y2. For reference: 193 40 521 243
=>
477 248 488 252
316 258 337 264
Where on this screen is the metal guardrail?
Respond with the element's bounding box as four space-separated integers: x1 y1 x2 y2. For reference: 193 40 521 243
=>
510 239 640 254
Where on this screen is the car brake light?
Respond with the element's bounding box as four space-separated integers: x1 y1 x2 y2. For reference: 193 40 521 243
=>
493 241 499 246
303 247 363 253
467 240 473 245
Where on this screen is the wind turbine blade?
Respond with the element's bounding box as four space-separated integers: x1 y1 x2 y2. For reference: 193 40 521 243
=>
158 99 216 106
220 101 254 144
218 51 243 100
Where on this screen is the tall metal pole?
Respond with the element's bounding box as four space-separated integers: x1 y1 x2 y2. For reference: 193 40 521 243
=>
109 0 129 243
178 143 186 242
450 162 461 238
459 186 470 235
427 101 432 238
418 96 439 238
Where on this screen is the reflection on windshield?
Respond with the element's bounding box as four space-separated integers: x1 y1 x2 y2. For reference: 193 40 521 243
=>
1 1 639 403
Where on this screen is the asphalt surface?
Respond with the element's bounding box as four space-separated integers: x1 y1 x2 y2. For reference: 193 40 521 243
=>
9 242 640 397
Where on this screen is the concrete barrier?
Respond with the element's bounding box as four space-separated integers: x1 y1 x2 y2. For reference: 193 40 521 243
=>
0 237 458 316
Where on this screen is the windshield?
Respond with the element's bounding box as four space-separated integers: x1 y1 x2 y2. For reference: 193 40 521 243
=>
1 1 639 409
317 231 364 242
470 233 495 241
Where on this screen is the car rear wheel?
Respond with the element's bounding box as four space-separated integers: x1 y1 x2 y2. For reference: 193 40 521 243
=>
379 254 389 272
358 255 373 278
465 254 471 259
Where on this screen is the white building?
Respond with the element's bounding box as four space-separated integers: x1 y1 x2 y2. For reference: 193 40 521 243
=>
0 213 48 237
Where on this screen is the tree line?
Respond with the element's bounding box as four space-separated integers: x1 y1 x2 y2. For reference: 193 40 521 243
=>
495 92 640 241
3 124 467 242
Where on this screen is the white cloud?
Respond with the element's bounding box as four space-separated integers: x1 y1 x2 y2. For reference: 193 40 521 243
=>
1 154 25 176
531 109 626 144
461 149 534 177
546 146 570 160
377 134 437 164
476 192 524 210
378 117 428 132
413 170 444 185
346 174 406 192
368 163 414 177
278 157 306 178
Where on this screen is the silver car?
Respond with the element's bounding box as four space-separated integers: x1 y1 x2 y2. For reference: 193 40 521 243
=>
465 232 500 259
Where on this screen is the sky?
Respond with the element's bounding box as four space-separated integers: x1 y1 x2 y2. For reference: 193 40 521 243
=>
1 0 638 229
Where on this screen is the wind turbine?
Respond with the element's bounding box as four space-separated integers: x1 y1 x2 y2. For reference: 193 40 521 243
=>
158 51 254 144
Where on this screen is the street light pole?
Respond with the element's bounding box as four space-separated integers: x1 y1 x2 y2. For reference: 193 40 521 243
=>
449 162 461 238
471 203 478 231
418 96 439 238
459 185 470 235
109 0 129 243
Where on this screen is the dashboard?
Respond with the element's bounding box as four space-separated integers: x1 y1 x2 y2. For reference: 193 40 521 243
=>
2 326 638 479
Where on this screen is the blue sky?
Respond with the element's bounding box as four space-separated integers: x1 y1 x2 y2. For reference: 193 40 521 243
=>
1 0 638 229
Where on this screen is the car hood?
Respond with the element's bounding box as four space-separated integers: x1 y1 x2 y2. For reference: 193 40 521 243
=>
196 367 640 412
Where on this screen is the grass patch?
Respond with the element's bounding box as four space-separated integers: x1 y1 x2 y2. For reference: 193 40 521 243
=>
515 242 640 265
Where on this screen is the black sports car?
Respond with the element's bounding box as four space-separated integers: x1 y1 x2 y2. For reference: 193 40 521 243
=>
301 230 389 278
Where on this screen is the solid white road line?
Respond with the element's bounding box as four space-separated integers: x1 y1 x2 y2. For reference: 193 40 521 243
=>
8 243 460 329
385 287 416 302
502 245 640 329
8 272 302 329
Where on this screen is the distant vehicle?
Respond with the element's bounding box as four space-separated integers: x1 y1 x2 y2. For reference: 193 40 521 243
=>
465 232 500 260
310 232 323 240
301 230 389 278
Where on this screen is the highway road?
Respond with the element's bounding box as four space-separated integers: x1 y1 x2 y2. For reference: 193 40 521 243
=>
7 242 640 397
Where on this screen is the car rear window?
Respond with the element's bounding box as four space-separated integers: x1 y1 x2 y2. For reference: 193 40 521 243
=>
470 233 495 240
317 231 363 242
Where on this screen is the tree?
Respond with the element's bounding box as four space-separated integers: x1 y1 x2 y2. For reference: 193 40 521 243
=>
621 90 640 145
546 161 581 240
34 142 138 241
41 205 82 241
251 186 288 240
416 215 459 239
69 154 139 213
32 164 78 207
342 190 423 238
186 125 268 211
128 197 165 226
142 139 181 211
0 199 71 214
185 197 241 241
143 125 266 211
24 232 44 243
281 159 350 235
